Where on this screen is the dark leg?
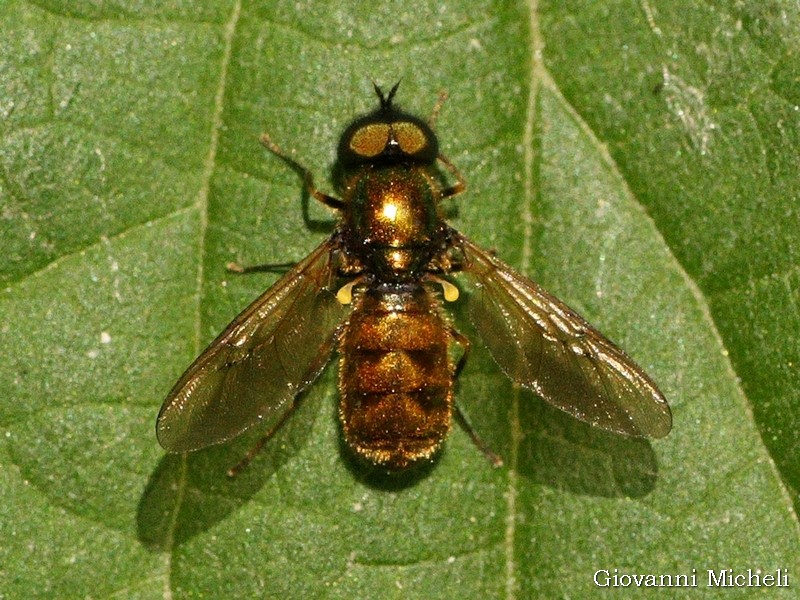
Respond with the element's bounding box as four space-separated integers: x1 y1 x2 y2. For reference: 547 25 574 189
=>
260 133 345 211
438 153 466 200
450 326 470 378
227 400 301 478
449 328 503 467
428 90 449 129
455 406 503 468
226 261 295 274
226 321 345 478
426 91 467 200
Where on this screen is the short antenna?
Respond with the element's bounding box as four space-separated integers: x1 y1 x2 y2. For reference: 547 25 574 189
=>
372 79 402 111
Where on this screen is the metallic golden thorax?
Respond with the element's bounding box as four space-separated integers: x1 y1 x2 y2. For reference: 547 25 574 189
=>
343 165 442 279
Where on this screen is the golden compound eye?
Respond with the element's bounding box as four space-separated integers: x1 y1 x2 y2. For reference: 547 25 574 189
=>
349 123 390 158
393 121 428 155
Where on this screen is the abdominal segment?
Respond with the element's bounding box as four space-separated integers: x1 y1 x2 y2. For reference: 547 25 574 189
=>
338 287 454 469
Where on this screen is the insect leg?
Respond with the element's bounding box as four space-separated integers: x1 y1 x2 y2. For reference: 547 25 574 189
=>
449 326 470 378
449 327 503 467
260 133 345 210
226 399 301 478
423 89 466 200
226 261 296 274
226 320 346 477
455 406 503 468
437 153 466 200
428 90 449 129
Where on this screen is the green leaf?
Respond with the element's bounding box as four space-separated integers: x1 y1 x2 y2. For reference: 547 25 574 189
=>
2 0 798 598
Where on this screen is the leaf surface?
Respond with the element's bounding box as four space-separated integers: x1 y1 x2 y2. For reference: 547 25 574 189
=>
1 0 798 598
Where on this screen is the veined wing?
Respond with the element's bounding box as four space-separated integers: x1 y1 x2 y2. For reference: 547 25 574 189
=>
455 233 671 438
157 237 349 452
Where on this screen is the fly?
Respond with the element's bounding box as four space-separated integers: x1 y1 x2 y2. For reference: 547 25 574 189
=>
156 82 671 474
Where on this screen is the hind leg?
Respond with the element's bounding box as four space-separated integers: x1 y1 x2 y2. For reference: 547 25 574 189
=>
449 327 503 467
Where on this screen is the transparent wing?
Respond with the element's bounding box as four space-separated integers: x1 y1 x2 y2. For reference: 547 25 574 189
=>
157 238 350 452
455 233 671 438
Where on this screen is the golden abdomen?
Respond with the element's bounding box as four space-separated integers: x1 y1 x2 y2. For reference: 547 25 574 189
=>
339 286 453 469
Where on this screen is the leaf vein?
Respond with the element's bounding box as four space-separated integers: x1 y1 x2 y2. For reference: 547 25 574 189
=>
160 2 242 599
349 540 502 569
26 1 227 26
256 15 487 52
1 206 196 293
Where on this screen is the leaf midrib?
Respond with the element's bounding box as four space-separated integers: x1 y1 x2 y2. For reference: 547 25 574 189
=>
502 1 545 598
161 1 242 598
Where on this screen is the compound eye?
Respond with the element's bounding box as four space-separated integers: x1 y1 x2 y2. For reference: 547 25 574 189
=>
393 121 429 156
348 123 391 158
